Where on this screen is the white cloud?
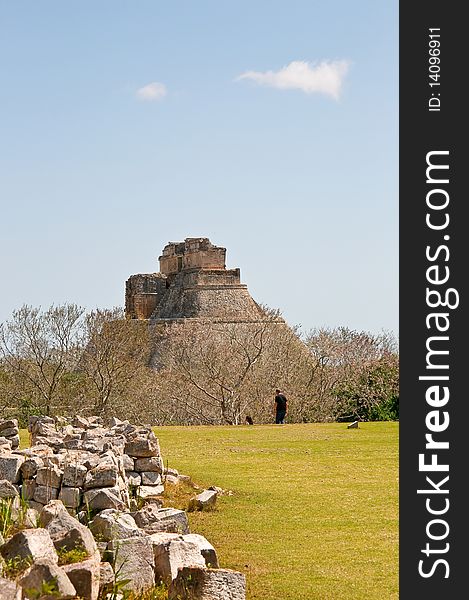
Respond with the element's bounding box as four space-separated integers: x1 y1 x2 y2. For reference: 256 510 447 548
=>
136 82 167 101
236 60 350 100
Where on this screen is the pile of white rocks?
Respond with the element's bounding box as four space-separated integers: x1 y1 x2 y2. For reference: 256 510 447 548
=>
0 416 246 600
19 415 167 512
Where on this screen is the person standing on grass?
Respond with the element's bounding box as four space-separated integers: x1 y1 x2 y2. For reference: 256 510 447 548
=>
274 389 287 424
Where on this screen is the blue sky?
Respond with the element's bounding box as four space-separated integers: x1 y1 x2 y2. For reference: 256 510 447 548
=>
0 1 398 337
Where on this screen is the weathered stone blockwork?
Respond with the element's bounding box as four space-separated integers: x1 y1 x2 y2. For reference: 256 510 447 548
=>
160 238 226 275
125 237 269 324
0 417 164 516
125 273 168 320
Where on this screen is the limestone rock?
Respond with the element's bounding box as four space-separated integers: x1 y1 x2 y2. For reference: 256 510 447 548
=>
99 561 115 591
84 463 119 490
0 528 58 565
28 416 55 432
36 465 63 489
148 532 181 545
33 485 59 504
62 463 88 488
89 509 143 541
179 474 194 484
107 536 155 592
82 455 101 471
188 489 218 512
141 471 162 486
168 567 246 600
21 479 36 500
122 454 134 471
136 485 164 501
39 500 97 556
125 471 141 486
73 416 90 429
18 445 53 459
0 420 19 451
62 550 101 600
0 419 18 431
62 438 83 451
124 431 160 458
7 436 20 450
152 536 206 584
0 480 19 499
59 486 81 508
134 506 190 535
19 559 76 599
0 428 18 439
0 454 24 483
0 576 22 600
84 487 127 511
38 499 69 525
28 500 46 512
20 508 38 529
21 457 44 480
164 474 180 485
0 437 12 452
134 456 163 473
183 533 219 568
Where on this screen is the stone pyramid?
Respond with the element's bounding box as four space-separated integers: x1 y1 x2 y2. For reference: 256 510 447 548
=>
125 238 272 324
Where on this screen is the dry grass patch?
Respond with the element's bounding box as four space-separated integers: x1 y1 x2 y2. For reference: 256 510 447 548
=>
160 480 200 511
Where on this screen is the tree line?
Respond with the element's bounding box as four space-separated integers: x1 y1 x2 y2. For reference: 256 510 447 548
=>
0 304 398 426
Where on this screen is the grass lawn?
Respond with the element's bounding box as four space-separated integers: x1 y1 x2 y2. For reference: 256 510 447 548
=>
155 422 398 600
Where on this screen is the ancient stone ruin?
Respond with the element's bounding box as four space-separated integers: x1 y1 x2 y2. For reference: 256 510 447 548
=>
0 417 246 599
125 237 271 323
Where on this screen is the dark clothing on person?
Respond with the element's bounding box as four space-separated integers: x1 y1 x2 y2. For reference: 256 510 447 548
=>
275 393 287 424
275 393 287 411
275 410 286 424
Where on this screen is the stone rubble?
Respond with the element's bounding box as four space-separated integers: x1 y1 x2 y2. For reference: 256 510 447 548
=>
0 419 20 451
168 566 247 600
188 489 218 512
0 416 245 599
152 535 206 584
0 528 59 566
19 560 77 600
62 551 101 600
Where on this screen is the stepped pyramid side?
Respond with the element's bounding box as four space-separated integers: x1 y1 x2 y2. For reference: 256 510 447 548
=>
125 238 272 323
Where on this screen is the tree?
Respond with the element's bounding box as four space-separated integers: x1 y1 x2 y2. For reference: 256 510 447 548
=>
333 355 399 421
303 327 399 421
0 302 399 425
0 304 157 421
0 304 85 416
79 307 152 417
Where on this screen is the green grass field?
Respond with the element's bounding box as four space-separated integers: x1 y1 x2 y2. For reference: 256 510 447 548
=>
155 422 398 600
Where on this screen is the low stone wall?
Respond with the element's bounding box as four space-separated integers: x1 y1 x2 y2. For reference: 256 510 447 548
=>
0 416 246 600
19 415 165 513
